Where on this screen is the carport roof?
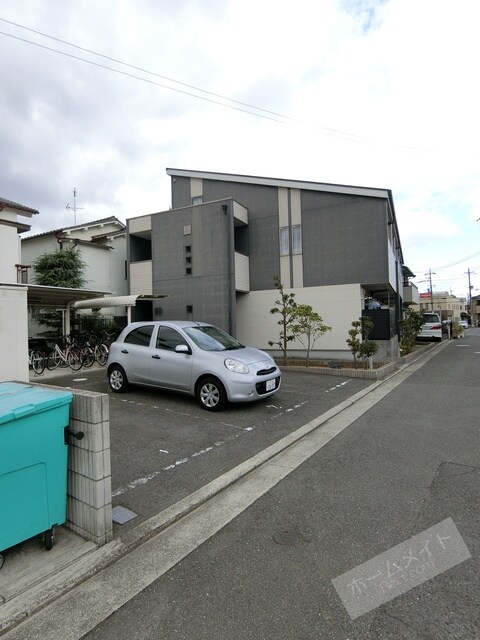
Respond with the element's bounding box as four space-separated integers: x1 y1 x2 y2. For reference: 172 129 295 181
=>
25 284 109 308
73 294 167 309
24 287 167 309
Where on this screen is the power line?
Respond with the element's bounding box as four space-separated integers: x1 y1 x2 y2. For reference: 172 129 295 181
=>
0 17 296 124
0 18 432 151
430 250 480 271
412 251 480 275
0 30 290 125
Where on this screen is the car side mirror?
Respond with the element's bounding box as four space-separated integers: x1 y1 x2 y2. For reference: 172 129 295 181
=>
175 344 191 354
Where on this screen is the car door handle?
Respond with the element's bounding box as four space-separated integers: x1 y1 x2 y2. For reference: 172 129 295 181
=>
152 354 161 359
121 349 129 354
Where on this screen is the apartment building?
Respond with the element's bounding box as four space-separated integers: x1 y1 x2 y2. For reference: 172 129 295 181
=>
127 169 414 360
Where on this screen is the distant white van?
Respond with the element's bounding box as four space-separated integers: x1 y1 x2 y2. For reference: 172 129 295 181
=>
417 313 442 342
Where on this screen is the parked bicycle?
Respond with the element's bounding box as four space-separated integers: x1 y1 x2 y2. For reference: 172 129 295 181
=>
72 333 95 368
46 337 83 371
28 349 45 375
93 341 109 366
81 332 112 367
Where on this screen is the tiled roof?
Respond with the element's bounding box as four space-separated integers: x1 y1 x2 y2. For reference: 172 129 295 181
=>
0 197 39 215
23 216 125 240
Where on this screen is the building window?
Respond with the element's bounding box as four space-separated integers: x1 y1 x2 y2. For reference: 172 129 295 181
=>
16 264 31 284
279 227 289 256
292 225 302 254
186 267 192 275
279 225 302 255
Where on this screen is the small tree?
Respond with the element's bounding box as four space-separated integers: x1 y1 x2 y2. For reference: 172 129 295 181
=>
399 308 424 354
33 246 87 337
268 275 298 365
33 246 87 288
291 304 331 366
452 319 463 338
346 316 377 368
346 320 362 369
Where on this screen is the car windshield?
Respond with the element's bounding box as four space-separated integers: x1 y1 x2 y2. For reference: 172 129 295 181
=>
184 325 244 351
423 314 440 323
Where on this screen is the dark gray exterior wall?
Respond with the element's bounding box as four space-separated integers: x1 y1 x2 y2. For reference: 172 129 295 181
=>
170 176 191 210
150 200 233 333
172 178 281 291
301 192 389 286
170 176 391 291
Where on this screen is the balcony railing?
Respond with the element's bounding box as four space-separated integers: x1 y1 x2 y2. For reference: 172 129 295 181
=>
130 260 152 294
235 252 250 292
403 283 419 305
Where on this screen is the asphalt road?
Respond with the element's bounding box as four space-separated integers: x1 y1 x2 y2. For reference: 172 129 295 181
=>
76 330 479 640
37 363 372 531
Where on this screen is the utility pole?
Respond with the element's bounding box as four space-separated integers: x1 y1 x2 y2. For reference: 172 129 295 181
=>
466 268 475 326
66 188 84 225
426 269 436 311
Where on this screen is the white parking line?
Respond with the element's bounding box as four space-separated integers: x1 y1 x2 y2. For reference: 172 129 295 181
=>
112 426 257 497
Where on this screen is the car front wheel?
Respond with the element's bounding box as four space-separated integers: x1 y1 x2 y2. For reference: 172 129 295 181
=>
108 365 129 393
196 376 227 411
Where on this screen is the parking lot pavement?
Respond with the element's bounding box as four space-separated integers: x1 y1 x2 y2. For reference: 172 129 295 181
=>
29 365 373 532
0 365 371 631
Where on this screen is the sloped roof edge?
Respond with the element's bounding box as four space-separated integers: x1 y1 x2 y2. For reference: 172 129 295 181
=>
0 197 39 216
23 216 125 241
166 168 390 199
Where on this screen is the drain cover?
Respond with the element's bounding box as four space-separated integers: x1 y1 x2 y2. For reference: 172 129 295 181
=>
112 506 138 524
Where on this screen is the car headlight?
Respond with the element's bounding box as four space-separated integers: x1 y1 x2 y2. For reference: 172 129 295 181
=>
224 358 249 374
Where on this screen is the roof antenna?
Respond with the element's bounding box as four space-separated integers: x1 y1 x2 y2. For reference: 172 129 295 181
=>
66 188 84 225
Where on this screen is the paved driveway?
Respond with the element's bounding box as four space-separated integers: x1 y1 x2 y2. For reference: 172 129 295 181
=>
33 366 373 530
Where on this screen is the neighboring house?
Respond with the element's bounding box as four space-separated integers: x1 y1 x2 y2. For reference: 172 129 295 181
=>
0 197 39 381
0 197 39 283
413 291 467 323
21 217 128 332
127 169 415 361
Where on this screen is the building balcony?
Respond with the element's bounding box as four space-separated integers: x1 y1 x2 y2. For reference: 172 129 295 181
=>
233 202 248 225
403 283 419 305
235 252 250 292
130 260 152 295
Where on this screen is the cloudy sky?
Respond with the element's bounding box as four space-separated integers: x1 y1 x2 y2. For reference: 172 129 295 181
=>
1 0 480 298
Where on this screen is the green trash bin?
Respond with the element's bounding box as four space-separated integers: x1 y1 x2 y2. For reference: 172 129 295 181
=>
0 382 73 566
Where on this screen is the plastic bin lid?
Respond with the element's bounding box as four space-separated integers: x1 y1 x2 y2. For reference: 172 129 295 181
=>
0 382 73 425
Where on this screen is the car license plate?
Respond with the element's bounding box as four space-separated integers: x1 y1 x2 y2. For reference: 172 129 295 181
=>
266 378 276 391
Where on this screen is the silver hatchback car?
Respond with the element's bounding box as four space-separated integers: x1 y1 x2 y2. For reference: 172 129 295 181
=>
107 321 281 411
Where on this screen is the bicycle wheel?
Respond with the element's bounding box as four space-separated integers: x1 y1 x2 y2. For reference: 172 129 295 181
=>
68 348 83 371
46 349 59 370
82 346 95 368
96 344 109 366
31 351 45 375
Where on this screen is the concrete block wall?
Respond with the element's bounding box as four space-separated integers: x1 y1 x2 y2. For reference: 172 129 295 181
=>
31 383 113 546
66 389 113 545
